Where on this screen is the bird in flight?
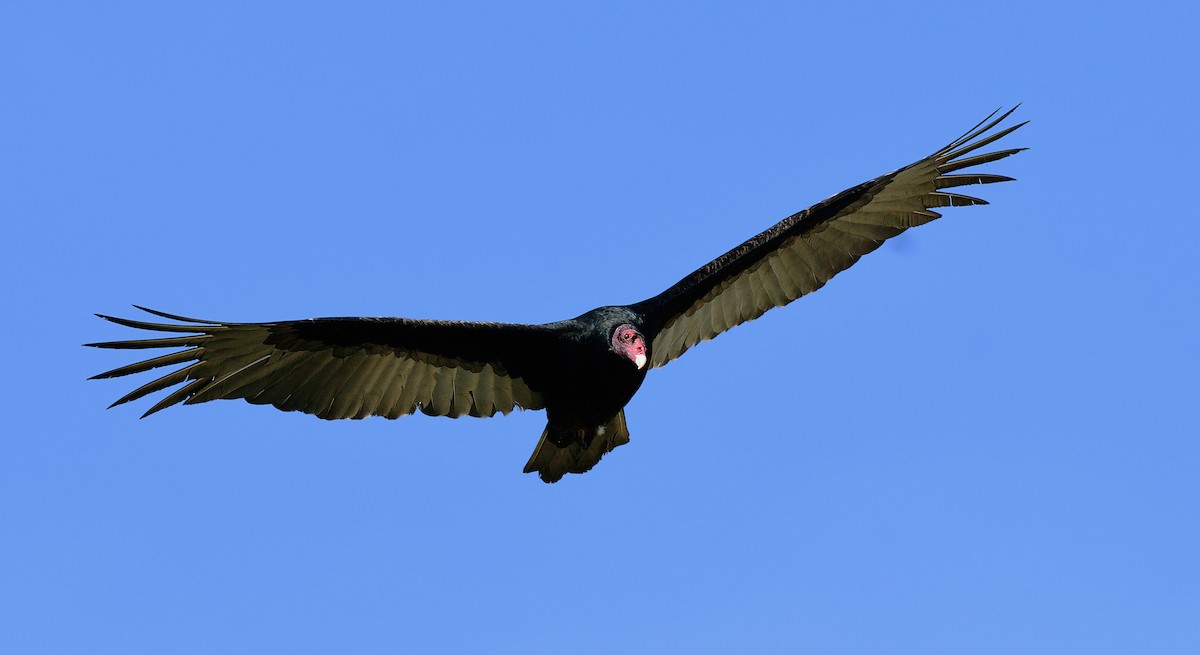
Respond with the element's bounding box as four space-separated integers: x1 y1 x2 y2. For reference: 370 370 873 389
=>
89 108 1026 482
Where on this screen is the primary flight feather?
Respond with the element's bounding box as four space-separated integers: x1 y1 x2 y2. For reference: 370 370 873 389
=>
89 108 1026 482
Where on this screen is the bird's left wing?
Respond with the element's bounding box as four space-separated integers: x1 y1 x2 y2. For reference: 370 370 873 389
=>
88 307 556 420
630 108 1026 368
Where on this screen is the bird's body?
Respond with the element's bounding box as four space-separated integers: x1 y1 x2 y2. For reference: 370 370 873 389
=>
90 109 1027 482
540 313 647 433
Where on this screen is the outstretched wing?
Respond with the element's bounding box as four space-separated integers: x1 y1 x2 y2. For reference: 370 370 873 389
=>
88 307 556 420
631 107 1026 368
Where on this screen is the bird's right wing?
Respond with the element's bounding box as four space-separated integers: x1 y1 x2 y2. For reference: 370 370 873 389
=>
631 108 1026 368
88 307 557 420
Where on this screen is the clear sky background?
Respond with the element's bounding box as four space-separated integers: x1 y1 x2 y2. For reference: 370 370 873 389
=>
3 2 1198 653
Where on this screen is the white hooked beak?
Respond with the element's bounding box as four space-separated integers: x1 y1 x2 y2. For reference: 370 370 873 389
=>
634 353 647 370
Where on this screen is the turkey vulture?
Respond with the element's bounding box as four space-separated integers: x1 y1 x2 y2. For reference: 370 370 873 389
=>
89 108 1026 482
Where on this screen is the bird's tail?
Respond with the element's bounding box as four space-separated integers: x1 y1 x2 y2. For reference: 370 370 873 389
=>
523 410 631 483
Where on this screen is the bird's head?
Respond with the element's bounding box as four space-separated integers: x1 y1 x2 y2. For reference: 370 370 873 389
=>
611 323 647 370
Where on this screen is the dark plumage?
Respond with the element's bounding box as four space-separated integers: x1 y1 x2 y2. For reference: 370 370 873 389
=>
89 108 1026 482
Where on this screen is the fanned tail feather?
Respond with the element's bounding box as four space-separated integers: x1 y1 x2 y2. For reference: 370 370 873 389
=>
523 411 631 483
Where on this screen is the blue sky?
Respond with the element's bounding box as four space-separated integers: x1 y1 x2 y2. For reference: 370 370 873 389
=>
4 2 1198 653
